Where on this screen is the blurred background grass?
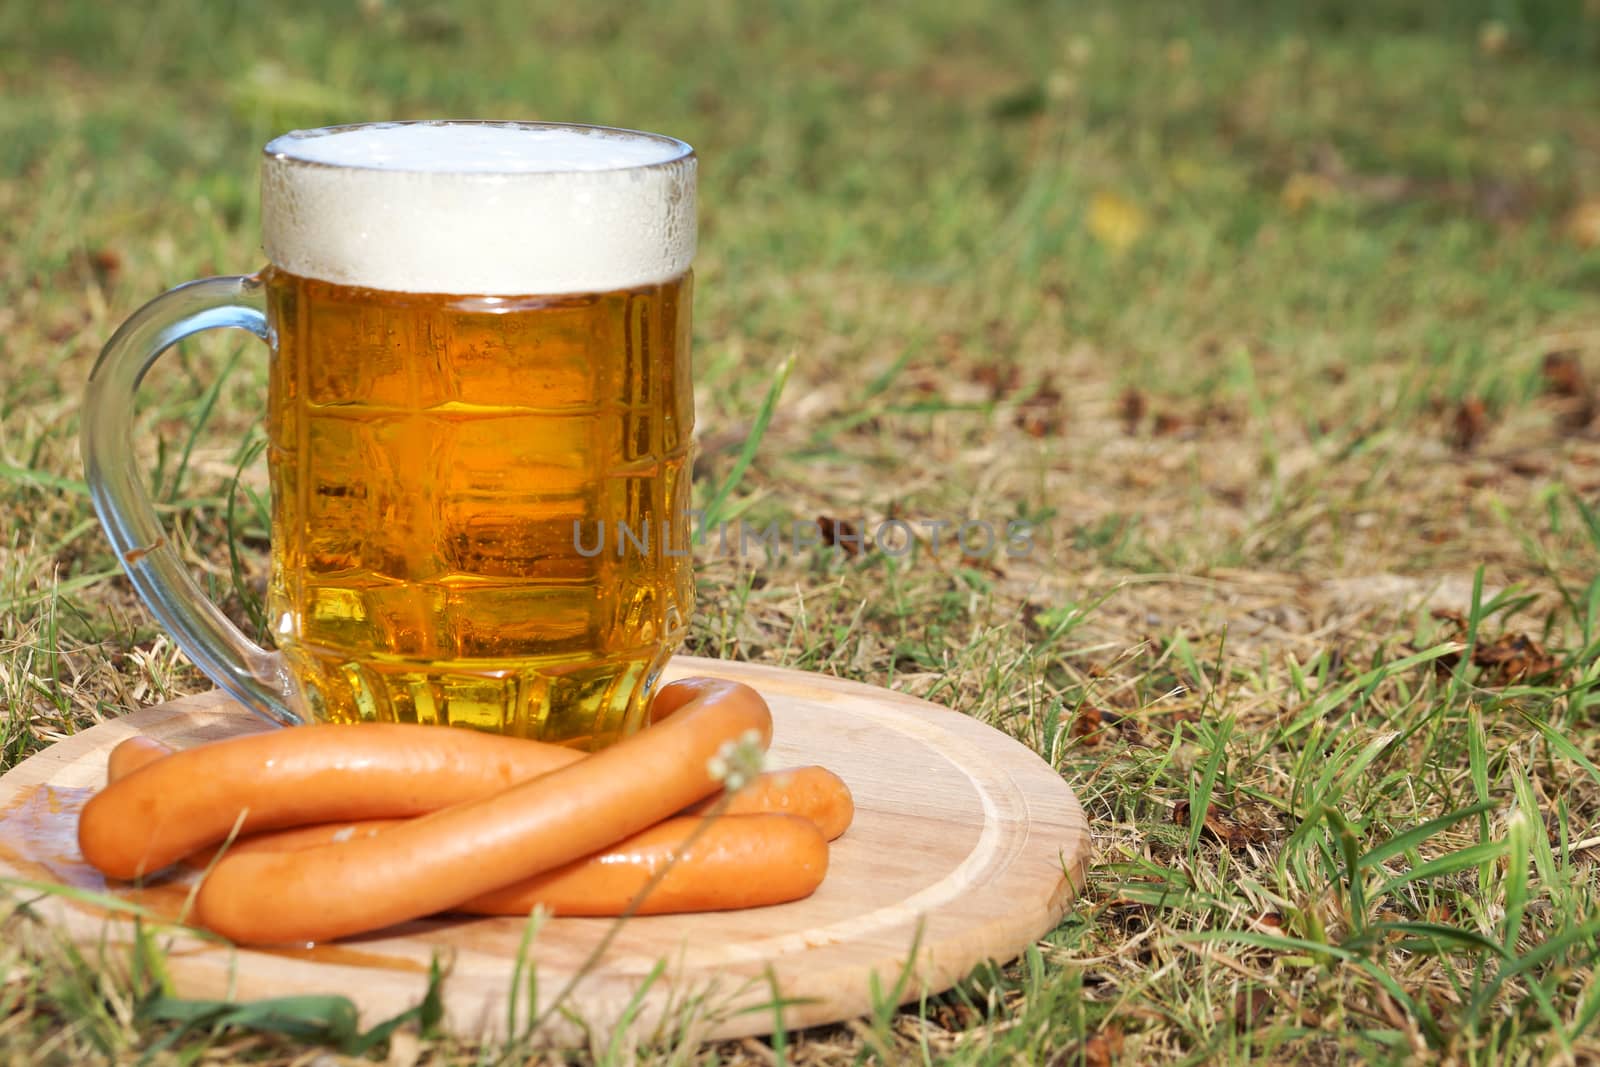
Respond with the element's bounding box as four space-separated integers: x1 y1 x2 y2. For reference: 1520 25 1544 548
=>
4 0 1598 421
5 1 1600 1063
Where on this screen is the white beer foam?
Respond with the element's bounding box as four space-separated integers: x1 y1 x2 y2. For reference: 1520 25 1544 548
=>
261 122 695 295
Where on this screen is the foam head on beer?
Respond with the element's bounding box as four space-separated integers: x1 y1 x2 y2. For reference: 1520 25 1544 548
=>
262 121 696 295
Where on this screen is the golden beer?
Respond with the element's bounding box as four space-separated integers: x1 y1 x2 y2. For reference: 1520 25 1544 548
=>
86 121 696 741
264 268 693 746
256 121 698 745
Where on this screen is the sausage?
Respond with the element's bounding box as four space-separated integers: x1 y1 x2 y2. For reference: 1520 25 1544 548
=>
684 765 853 840
181 763 852 867
181 814 828 916
105 735 174 784
648 679 703 723
191 677 772 944
82 679 712 880
178 819 403 868
80 724 584 880
105 675 712 788
459 814 827 916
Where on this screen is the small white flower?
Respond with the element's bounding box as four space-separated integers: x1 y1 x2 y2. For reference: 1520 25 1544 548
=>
709 732 768 792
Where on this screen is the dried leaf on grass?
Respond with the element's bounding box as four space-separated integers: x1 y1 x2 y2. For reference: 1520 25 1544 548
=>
970 361 1021 400
90 247 122 279
1151 411 1185 437
1171 800 1272 849
1431 612 1562 685
926 999 981 1032
1233 988 1273 1033
1471 632 1560 684
1058 1022 1125 1067
1543 351 1587 398
1014 375 1065 438
1451 397 1489 452
816 516 863 557
1541 350 1595 429
1071 706 1122 746
1119 387 1146 434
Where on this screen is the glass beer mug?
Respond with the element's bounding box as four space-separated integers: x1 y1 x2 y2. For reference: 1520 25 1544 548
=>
83 121 697 749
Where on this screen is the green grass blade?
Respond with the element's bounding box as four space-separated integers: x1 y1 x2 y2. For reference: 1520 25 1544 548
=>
1373 840 1508 899
0 462 90 495
1365 921 1511 959
1525 712 1600 789
1358 802 1495 870
1186 716 1234 857
1467 704 1492 892
700 353 794 530
161 342 246 504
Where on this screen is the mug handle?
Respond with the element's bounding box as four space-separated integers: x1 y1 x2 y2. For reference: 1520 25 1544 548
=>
82 274 303 726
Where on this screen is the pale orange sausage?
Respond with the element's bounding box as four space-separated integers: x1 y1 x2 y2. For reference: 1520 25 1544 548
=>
80 724 584 880
182 814 828 916
182 763 853 864
178 819 403 868
649 679 703 723
83 680 711 881
191 677 772 945
105 735 174 784
103 677 706 790
685 765 853 840
181 763 852 868
459 814 827 916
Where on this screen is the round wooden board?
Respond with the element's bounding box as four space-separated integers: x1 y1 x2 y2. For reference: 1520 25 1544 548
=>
0 656 1089 1046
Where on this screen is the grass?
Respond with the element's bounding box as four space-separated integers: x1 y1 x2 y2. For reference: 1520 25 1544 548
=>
4 0 1600 1061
